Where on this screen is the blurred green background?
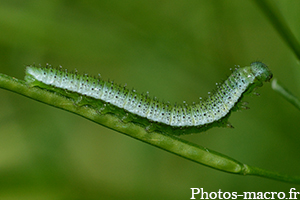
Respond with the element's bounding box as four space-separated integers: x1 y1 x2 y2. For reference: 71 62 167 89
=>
0 0 300 199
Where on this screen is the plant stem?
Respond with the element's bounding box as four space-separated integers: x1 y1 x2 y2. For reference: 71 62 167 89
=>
253 0 300 60
246 165 300 184
1 73 300 184
272 78 300 110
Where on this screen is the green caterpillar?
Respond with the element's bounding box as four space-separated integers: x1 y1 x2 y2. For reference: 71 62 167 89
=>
25 62 272 135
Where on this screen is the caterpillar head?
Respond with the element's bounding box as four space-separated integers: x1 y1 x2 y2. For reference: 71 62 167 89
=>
250 62 273 82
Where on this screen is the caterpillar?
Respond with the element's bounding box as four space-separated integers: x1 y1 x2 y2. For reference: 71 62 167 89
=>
25 62 272 135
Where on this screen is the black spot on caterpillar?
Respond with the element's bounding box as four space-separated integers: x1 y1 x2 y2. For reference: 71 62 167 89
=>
25 62 272 135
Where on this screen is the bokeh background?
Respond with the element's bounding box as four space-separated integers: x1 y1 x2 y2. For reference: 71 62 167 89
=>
0 0 300 199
